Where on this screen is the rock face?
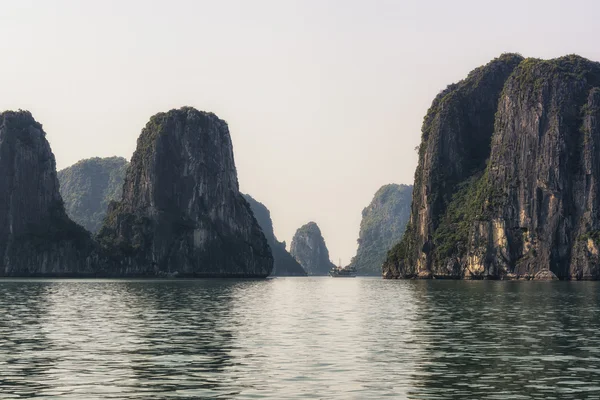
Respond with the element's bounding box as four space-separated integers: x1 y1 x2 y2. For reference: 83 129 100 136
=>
97 107 273 277
290 222 335 275
58 157 129 233
0 111 99 276
350 184 412 275
384 54 600 280
243 194 307 276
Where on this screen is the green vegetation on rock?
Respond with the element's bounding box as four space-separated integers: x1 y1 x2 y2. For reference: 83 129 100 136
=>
385 53 523 278
385 53 600 280
290 222 335 275
58 157 129 233
97 107 273 277
431 168 503 260
350 184 412 275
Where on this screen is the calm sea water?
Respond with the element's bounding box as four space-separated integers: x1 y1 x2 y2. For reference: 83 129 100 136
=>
1 278 600 399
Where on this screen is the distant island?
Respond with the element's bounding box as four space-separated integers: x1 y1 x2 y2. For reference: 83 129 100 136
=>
242 194 307 276
349 184 412 276
384 54 600 280
58 157 129 234
290 222 335 275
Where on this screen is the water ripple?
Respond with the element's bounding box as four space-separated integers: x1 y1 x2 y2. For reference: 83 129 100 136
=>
1 279 600 399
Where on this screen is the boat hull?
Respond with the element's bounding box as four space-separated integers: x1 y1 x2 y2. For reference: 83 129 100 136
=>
329 265 357 278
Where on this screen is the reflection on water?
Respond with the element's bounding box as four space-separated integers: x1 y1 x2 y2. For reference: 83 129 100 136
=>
408 281 600 399
1 279 600 399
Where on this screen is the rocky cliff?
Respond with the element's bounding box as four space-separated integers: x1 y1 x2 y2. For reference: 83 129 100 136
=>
350 184 412 275
58 157 128 233
97 107 273 277
290 222 335 275
0 111 99 276
243 194 307 276
384 54 600 280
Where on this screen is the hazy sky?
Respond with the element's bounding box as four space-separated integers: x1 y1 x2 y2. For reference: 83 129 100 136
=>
1 0 600 264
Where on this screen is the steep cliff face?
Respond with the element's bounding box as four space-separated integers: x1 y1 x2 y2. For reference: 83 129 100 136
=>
385 54 600 280
350 184 412 275
243 194 307 276
384 53 523 279
58 157 128 233
0 111 99 276
290 222 335 275
97 107 273 277
477 56 600 280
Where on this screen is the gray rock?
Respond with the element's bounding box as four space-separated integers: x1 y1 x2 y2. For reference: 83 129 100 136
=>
350 184 412 275
0 111 100 276
58 157 128 233
384 54 600 280
290 222 335 275
243 194 306 276
97 107 273 277
533 270 559 281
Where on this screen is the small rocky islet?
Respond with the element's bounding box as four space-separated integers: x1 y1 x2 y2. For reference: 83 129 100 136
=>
242 194 307 276
290 222 335 275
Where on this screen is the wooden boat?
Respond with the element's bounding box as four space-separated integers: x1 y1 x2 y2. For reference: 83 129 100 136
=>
329 262 357 278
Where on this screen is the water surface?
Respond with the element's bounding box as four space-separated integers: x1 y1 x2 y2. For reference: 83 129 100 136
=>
1 278 600 399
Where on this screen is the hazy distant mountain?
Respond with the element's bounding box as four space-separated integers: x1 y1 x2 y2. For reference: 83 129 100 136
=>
290 222 335 275
243 194 307 276
58 157 129 233
350 184 412 275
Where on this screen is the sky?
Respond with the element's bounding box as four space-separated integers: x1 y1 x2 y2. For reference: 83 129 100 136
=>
1 0 600 265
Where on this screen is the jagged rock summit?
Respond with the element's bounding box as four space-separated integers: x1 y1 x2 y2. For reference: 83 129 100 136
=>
290 222 335 275
97 107 273 277
350 184 412 275
384 54 600 280
243 194 307 276
0 111 99 276
58 156 129 233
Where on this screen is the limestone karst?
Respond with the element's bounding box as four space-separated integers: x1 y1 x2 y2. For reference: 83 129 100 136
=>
350 184 412 275
58 157 128 233
385 54 600 280
290 222 335 275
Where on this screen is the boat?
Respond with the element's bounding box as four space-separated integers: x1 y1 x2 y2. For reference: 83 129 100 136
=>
329 260 357 278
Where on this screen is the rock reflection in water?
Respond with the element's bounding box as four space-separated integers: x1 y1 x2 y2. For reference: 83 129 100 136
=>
407 281 600 399
0 283 56 398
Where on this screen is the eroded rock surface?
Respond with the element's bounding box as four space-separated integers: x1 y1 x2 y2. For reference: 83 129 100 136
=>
98 107 273 277
58 157 128 233
243 194 306 276
0 111 99 276
350 184 412 275
290 222 335 275
384 54 600 280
